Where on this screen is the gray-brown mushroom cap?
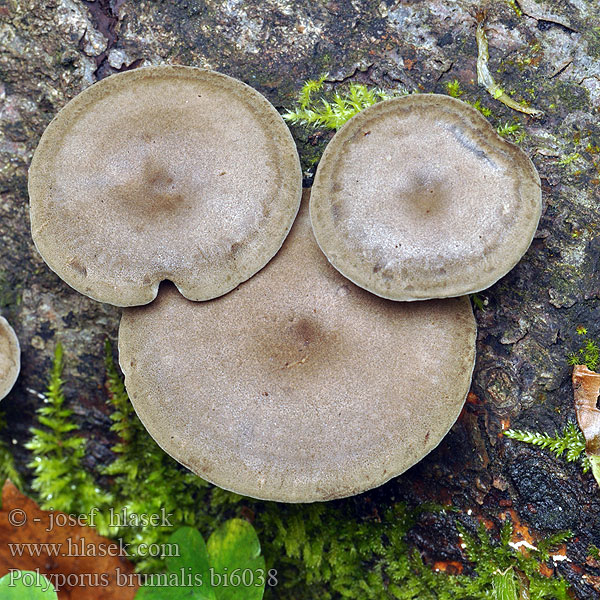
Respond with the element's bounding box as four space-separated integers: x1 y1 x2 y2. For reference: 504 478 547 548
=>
29 66 302 307
0 317 20 401
310 93 542 301
118 192 476 503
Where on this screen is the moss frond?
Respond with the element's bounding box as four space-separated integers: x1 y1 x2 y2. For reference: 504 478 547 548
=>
24 343 112 526
568 337 600 371
283 76 401 131
504 422 590 472
445 79 464 98
0 413 23 489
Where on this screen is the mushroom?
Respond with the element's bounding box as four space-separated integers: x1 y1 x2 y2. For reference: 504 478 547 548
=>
29 66 302 307
118 191 476 502
310 94 542 301
0 317 20 401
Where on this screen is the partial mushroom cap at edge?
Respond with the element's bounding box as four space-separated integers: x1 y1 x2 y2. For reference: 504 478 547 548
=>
310 93 542 301
118 191 477 503
0 317 20 401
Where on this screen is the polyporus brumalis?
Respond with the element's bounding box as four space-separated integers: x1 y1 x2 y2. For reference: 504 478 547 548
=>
118 193 477 502
310 94 542 301
0 316 20 401
29 66 302 307
28 70 485 502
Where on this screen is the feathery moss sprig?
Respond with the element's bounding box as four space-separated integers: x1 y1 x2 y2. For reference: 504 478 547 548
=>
0 413 23 489
24 344 112 529
504 422 590 472
283 75 400 131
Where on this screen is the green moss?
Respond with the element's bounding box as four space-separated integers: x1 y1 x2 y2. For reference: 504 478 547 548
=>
283 75 403 131
568 333 599 371
557 152 581 168
24 344 112 525
588 544 600 560
504 422 590 472
497 121 525 143
0 413 23 489
470 293 487 311
0 342 570 598
506 0 523 17
457 523 571 600
445 79 464 98
471 98 493 117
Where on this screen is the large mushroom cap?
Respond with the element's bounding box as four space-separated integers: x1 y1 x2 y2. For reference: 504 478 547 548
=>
0 317 20 401
118 192 476 502
310 93 542 301
29 66 302 307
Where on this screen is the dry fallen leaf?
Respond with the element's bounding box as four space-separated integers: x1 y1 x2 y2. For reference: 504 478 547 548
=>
572 365 600 485
0 480 138 599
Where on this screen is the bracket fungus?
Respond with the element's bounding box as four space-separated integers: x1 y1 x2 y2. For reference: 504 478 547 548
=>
0 316 20 401
118 193 476 502
310 94 542 301
29 66 302 307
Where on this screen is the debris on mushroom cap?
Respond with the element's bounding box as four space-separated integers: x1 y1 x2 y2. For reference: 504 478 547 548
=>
118 191 477 503
29 66 302 307
0 317 20 401
310 93 542 301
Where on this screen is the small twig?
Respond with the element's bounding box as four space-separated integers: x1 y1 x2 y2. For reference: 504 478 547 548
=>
476 18 544 118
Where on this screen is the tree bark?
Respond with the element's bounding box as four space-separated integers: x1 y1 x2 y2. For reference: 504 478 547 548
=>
1 0 600 597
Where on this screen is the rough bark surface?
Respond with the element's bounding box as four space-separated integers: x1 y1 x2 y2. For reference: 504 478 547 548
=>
1 0 600 597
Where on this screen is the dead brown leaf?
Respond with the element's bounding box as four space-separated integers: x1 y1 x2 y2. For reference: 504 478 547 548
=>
0 480 138 599
573 365 600 486
573 365 600 454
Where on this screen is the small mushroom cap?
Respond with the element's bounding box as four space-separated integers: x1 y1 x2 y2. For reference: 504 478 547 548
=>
310 94 542 301
0 317 20 401
29 66 302 307
118 192 476 502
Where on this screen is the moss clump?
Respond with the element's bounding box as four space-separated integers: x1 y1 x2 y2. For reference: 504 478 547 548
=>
445 79 464 98
283 75 403 131
2 342 571 598
568 332 599 371
457 522 571 600
497 121 525 143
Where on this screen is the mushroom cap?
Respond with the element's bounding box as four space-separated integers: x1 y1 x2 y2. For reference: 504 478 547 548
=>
0 317 20 401
29 66 302 307
310 93 542 301
118 192 476 502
